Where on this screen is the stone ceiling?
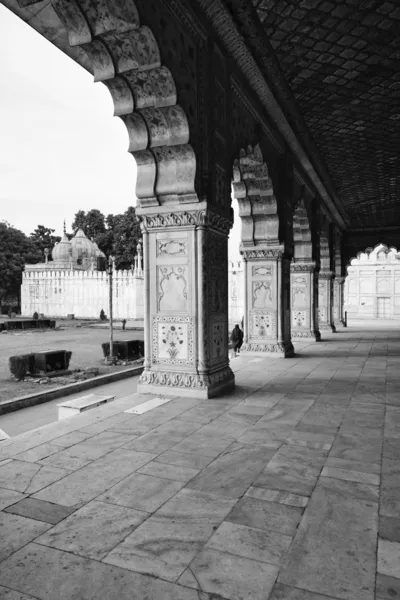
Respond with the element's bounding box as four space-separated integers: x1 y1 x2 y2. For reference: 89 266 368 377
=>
250 0 400 229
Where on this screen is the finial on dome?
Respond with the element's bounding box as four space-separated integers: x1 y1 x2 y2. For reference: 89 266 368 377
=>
63 220 66 235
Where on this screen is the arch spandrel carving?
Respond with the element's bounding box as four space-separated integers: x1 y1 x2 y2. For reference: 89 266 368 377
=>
7 0 198 208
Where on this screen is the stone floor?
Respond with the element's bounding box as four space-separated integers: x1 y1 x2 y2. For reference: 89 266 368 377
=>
0 323 399 600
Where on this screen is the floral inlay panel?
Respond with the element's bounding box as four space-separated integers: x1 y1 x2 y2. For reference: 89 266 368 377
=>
152 316 194 365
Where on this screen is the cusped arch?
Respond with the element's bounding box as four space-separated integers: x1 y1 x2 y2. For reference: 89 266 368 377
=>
231 144 279 246
6 0 197 206
293 198 312 262
347 243 400 273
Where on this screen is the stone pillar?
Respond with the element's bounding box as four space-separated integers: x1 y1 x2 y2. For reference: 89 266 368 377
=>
291 263 320 341
318 272 336 332
136 205 235 399
333 276 345 328
240 247 294 357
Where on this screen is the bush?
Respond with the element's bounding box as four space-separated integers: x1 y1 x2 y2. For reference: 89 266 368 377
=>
33 311 39 320
65 351 72 369
101 342 119 358
9 354 35 380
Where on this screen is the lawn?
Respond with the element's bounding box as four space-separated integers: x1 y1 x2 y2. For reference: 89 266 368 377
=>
0 321 144 402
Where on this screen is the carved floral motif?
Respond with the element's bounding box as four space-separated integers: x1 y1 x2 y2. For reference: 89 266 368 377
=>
152 316 193 365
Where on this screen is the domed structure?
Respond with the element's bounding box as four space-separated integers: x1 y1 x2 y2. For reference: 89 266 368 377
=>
51 232 72 264
70 228 98 267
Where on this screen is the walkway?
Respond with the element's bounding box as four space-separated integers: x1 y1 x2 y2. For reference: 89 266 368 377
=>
0 324 399 600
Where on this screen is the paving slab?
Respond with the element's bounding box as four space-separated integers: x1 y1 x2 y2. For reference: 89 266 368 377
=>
0 512 51 563
4 497 75 524
226 496 303 536
278 477 378 600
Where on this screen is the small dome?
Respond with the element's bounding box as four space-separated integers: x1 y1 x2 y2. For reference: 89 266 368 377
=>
52 233 71 262
71 228 97 262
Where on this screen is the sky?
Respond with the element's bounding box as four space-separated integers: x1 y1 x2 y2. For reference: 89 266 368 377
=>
0 5 136 238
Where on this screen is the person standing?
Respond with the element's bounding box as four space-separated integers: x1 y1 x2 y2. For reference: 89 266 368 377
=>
230 324 244 357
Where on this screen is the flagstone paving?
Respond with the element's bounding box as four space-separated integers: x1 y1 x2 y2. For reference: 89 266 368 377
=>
0 323 399 599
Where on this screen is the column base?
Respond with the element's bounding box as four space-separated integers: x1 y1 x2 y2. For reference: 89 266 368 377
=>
319 324 336 333
137 365 235 399
292 330 321 342
242 340 295 358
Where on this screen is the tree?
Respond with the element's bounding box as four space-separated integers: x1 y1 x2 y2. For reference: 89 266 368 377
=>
29 225 61 260
111 207 141 269
72 209 106 239
0 222 42 307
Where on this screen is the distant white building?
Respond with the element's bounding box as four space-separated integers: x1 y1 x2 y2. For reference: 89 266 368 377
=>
344 243 400 320
21 225 143 320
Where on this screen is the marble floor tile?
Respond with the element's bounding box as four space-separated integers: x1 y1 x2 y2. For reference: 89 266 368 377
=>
320 466 380 486
269 583 342 599
187 443 275 498
122 432 188 455
0 487 26 510
246 486 309 508
237 424 293 448
383 437 400 460
38 451 92 471
376 573 400 600
206 521 292 565
51 431 92 447
253 467 318 497
378 539 400 579
380 458 400 518
0 543 204 600
385 408 400 439
171 432 236 458
278 477 378 600
0 459 69 494
36 500 148 560
325 456 381 475
379 516 400 543
0 585 38 599
180 547 279 600
98 471 185 512
286 431 334 450
23 465 70 495
154 449 213 470
54 431 136 461
330 431 383 463
14 443 60 463
155 487 236 523
0 512 51 563
32 449 156 507
137 461 200 482
104 514 213 581
4 497 75 524
226 496 303 536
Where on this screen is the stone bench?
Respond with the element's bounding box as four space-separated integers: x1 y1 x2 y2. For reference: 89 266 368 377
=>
57 394 115 420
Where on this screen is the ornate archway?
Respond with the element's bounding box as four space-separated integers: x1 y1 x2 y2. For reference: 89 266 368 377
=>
291 198 320 341
6 0 235 398
231 144 293 357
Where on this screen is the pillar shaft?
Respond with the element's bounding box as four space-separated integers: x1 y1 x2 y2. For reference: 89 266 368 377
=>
136 204 235 398
333 276 346 327
318 271 336 332
291 263 321 341
241 247 294 357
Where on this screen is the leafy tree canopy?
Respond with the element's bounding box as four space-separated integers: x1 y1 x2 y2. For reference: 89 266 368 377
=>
29 225 61 260
0 221 42 304
71 206 141 269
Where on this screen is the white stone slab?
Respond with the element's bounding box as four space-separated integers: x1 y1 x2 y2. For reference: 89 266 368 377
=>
124 396 174 415
57 394 115 420
0 429 10 442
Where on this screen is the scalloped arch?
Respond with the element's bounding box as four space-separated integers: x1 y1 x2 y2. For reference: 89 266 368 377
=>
231 144 279 246
7 0 197 207
346 242 400 273
293 198 312 262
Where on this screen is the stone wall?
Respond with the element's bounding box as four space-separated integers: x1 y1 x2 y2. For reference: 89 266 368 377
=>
344 245 400 320
21 270 144 320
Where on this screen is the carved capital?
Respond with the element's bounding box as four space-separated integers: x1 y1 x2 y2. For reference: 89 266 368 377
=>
139 209 232 234
290 262 315 272
241 247 284 260
319 271 333 280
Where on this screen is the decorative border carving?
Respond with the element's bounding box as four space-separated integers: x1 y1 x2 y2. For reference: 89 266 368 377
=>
152 315 194 365
319 271 333 280
157 239 187 256
242 248 283 260
242 341 295 356
140 210 232 234
138 365 234 389
290 263 315 272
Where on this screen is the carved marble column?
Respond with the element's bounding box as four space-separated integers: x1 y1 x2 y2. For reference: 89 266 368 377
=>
136 204 235 399
291 263 320 341
241 248 294 357
333 276 346 328
318 272 336 332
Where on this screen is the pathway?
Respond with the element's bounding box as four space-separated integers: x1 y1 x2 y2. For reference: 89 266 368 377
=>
0 323 399 599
